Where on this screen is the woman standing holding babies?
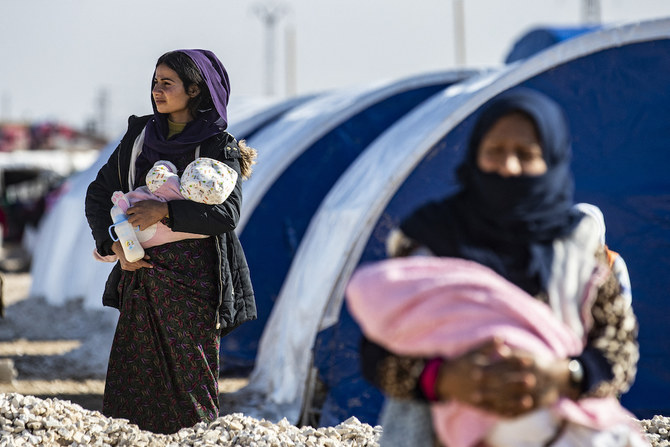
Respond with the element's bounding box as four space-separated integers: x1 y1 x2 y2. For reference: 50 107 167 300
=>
85 49 257 434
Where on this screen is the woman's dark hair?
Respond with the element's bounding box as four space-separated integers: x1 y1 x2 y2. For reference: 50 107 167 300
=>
155 51 213 117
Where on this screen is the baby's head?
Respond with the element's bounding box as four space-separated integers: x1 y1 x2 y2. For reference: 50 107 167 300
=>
180 157 238 205
146 161 179 194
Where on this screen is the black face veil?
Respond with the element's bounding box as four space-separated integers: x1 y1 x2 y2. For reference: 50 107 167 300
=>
401 88 583 295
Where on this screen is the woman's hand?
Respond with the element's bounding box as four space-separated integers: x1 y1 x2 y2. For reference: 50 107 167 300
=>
112 241 153 271
126 200 169 230
435 339 575 417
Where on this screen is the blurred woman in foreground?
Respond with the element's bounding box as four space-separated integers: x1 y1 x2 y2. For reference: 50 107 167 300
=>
348 88 645 446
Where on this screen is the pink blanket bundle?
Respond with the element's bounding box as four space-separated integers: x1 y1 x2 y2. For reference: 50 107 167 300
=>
345 257 645 447
92 189 207 263
112 188 207 249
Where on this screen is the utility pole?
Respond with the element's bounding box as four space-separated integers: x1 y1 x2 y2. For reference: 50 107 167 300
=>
96 88 109 140
1 93 10 122
285 23 297 97
581 0 601 24
252 1 289 96
452 0 466 67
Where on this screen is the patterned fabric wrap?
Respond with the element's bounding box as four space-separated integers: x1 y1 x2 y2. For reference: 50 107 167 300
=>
145 160 180 196
102 238 220 434
179 157 238 205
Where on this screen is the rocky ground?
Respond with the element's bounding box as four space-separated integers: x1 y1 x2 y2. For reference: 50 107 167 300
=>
0 271 382 446
0 271 115 410
0 393 382 447
0 272 249 409
0 271 668 446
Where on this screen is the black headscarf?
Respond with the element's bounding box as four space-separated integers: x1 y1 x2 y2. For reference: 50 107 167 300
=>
136 49 231 183
400 88 583 296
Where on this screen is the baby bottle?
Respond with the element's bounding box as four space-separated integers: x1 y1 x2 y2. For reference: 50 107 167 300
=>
109 204 145 262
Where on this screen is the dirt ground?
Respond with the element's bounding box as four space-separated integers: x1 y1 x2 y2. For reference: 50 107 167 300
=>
0 271 248 412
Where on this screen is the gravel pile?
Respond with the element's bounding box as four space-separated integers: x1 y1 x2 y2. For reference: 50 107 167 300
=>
0 295 116 381
641 416 670 447
0 393 382 446
2 393 669 447
0 275 666 447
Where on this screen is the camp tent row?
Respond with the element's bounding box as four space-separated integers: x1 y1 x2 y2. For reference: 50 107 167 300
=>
222 69 477 372
231 17 670 426
29 17 670 428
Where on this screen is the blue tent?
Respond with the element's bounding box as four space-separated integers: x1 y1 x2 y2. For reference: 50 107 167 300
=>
220 70 477 372
505 26 600 63
232 18 670 426
227 94 318 141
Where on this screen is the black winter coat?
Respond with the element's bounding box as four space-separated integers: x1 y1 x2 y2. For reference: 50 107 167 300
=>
85 115 256 335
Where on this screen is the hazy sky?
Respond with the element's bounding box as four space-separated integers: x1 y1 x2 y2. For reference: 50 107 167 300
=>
1 0 669 137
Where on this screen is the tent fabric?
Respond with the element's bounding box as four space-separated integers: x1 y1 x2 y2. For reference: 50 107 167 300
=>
237 18 670 425
29 141 118 308
237 70 476 231
222 71 476 372
505 26 600 63
226 94 317 141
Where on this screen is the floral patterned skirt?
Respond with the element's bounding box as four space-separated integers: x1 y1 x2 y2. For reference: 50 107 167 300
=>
102 237 220 434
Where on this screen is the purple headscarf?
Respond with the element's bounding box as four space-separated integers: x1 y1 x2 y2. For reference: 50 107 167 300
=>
136 49 231 184
178 49 230 125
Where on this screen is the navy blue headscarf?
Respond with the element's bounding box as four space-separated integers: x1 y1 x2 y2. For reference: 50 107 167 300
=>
136 49 231 183
400 88 583 295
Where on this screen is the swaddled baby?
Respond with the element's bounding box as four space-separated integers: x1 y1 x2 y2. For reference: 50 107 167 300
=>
94 157 237 262
146 157 238 205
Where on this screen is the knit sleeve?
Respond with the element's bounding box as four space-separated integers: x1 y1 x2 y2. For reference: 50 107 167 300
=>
360 336 428 400
358 229 434 400
578 248 639 397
